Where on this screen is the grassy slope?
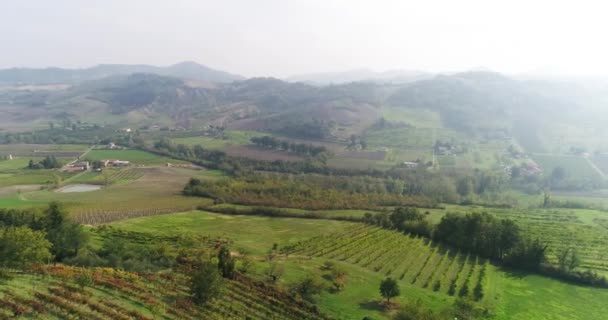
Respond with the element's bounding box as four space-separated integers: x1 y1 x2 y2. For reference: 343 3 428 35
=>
494 271 608 320
532 153 598 179
171 130 268 149
382 107 442 128
109 210 608 320
111 210 356 255
0 266 327 320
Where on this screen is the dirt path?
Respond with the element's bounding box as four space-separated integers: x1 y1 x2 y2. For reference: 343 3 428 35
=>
61 145 95 168
584 156 606 179
60 145 96 184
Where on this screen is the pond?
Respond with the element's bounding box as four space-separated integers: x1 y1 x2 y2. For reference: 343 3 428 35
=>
56 184 102 193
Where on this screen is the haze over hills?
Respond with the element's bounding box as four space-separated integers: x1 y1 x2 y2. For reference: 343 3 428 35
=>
286 68 433 85
6 2 608 319
3 67 607 153
0 61 245 85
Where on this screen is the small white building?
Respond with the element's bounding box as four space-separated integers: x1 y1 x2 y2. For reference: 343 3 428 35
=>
402 161 419 169
103 160 131 167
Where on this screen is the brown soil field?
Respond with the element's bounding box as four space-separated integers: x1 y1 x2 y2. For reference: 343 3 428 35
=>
223 145 304 162
335 150 387 161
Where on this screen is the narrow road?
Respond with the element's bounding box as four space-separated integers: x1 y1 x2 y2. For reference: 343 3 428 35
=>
584 155 606 179
60 145 96 185
62 145 95 169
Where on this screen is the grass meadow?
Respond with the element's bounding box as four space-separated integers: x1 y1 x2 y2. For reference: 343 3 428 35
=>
108 210 608 320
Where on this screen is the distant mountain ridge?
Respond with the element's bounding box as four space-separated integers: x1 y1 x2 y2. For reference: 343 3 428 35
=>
0 61 245 85
286 68 433 85
2 69 602 147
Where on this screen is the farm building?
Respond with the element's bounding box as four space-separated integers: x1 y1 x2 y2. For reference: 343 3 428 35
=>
103 160 131 167
66 161 89 172
105 142 125 150
522 161 542 176
401 161 419 169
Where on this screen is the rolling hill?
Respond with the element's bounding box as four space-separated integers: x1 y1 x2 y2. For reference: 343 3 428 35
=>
0 61 244 85
3 69 608 156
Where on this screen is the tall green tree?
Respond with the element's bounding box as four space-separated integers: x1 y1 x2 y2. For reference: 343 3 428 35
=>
394 300 444 320
217 246 236 279
558 247 580 272
190 261 223 305
380 277 400 303
0 226 52 268
44 202 88 261
290 275 325 302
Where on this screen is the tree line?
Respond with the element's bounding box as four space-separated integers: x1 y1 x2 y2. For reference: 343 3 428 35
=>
0 203 87 269
361 207 608 288
151 138 520 206
183 176 435 210
150 137 607 210
365 207 545 270
27 155 61 169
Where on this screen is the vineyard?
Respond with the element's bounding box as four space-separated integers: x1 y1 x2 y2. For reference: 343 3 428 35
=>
428 206 608 275
69 168 144 185
288 225 490 301
0 265 330 320
70 197 213 225
488 208 608 273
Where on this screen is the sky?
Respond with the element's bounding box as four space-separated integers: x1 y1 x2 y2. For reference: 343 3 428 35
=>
1 0 607 78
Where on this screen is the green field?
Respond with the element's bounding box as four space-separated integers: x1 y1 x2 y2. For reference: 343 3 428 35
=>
532 154 599 179
0 171 68 187
382 106 442 128
171 130 267 149
84 149 179 165
366 127 436 151
493 271 608 320
0 193 47 208
0 144 89 152
107 210 608 320
0 167 220 223
111 210 356 255
290 224 491 301
0 159 30 170
111 211 451 319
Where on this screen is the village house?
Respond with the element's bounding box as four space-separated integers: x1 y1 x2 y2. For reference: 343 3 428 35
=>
102 160 131 167
522 161 542 176
401 161 419 169
66 161 89 172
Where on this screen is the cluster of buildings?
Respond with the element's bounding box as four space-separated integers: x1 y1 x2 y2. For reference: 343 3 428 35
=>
101 160 131 167
521 161 542 176
106 142 119 149
401 161 419 169
66 161 90 172
502 161 542 177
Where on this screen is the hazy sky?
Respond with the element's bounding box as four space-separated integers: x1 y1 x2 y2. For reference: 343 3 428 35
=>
1 0 606 77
